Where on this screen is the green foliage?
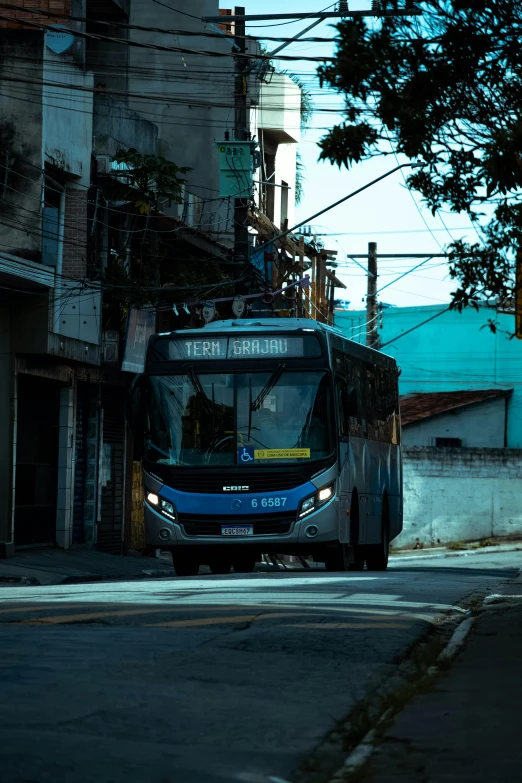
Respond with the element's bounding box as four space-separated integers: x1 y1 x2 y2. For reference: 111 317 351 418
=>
318 1 522 308
295 149 306 206
108 148 191 214
279 72 314 207
281 71 314 132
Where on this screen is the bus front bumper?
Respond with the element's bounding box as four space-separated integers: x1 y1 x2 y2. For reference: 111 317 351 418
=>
144 499 340 550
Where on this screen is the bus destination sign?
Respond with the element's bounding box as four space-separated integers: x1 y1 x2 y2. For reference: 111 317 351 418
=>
154 335 321 361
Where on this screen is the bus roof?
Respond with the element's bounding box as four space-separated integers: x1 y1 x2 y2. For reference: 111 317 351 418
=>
154 319 397 366
160 318 338 337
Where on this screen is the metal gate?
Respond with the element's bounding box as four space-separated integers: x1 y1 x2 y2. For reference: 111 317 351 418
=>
98 386 126 553
73 383 100 545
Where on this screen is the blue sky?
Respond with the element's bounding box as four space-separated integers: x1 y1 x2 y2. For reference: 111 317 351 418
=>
238 0 480 311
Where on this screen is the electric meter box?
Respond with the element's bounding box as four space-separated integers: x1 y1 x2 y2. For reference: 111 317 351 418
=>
216 141 256 198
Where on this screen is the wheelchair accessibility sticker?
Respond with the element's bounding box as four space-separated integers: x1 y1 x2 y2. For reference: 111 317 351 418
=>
238 446 255 463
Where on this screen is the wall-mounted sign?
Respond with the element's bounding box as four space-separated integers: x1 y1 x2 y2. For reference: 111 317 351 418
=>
122 308 156 373
45 25 75 55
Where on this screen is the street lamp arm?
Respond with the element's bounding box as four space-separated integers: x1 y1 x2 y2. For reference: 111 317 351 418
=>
254 161 424 257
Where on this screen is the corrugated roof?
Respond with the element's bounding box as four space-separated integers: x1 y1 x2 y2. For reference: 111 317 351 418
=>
400 390 512 426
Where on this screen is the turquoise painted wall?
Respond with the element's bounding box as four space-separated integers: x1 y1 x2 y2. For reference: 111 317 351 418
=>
334 305 522 447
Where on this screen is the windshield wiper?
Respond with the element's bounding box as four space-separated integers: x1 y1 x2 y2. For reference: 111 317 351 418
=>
145 438 171 459
186 365 213 414
251 363 286 413
248 376 253 440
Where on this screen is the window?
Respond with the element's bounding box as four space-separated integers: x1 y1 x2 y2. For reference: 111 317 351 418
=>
336 380 348 439
435 437 462 448
280 180 289 229
145 371 333 466
42 180 64 266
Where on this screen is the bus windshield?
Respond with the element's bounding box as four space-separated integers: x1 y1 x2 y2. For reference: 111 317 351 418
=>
145 370 332 467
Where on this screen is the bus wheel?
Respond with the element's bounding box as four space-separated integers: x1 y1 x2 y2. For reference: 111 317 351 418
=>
324 543 349 572
365 500 390 572
171 551 200 577
208 558 232 575
232 556 257 574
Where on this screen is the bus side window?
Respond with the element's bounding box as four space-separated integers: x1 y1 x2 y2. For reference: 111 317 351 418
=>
351 360 364 437
365 367 378 439
335 379 349 439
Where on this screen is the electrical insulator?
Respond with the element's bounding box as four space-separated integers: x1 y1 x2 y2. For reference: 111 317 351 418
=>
371 0 381 11
515 250 522 340
338 0 349 15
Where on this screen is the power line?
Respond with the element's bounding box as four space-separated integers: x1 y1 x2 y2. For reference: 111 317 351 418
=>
380 307 451 348
0 11 336 62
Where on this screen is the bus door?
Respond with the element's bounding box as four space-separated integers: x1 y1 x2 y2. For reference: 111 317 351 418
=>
334 360 352 544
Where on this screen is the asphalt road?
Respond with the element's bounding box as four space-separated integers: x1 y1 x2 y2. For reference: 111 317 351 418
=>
0 551 519 783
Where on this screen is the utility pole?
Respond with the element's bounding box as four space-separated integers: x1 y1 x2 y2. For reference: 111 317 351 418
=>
233 6 250 285
366 242 379 348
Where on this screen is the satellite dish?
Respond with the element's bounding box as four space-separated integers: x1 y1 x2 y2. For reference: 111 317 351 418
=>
46 25 75 55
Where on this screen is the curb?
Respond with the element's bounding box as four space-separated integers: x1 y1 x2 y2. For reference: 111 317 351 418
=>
59 568 175 585
390 544 522 562
326 614 476 782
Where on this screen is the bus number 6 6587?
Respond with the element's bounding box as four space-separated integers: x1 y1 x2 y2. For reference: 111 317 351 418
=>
251 498 287 508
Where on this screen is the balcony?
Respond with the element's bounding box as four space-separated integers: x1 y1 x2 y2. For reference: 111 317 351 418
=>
0 251 101 365
259 75 302 144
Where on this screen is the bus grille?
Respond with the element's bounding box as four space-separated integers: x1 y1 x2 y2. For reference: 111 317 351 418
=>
178 511 296 537
169 472 306 494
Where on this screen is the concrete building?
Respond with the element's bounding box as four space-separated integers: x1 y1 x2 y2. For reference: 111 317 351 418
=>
0 14 102 551
335 305 522 547
255 73 302 232
400 390 512 448
0 0 308 556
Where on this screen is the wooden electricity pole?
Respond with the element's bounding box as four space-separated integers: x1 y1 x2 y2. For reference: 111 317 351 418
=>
233 6 250 282
366 241 379 348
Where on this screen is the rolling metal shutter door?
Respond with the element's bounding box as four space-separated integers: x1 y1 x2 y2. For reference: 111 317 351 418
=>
72 389 86 543
98 387 125 554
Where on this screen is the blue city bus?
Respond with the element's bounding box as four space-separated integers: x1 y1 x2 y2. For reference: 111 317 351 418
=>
139 318 402 576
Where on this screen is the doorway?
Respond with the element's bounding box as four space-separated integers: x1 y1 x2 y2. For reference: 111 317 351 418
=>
15 375 60 546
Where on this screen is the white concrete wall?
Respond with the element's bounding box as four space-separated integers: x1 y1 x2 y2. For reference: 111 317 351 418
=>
259 75 301 144
43 50 94 186
128 0 236 242
271 143 297 231
402 397 507 448
393 447 522 549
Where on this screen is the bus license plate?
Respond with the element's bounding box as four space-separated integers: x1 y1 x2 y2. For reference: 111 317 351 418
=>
221 525 254 536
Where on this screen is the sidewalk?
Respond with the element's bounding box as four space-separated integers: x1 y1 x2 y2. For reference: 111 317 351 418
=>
390 537 522 560
358 574 522 782
0 548 174 586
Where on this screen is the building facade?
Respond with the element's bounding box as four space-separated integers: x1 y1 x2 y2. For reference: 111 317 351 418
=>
0 1 321 555
335 305 522 547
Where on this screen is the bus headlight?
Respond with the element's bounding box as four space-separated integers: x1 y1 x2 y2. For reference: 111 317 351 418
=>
300 497 316 517
146 492 176 521
160 500 176 520
298 483 335 519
